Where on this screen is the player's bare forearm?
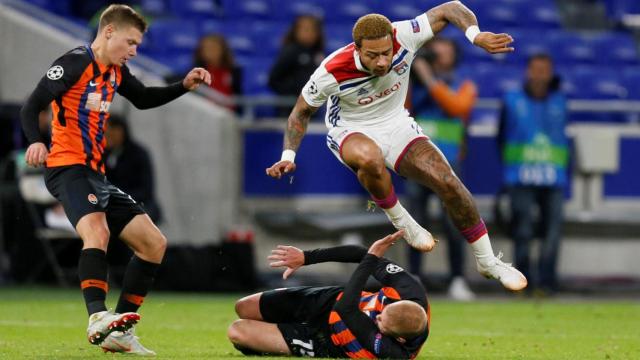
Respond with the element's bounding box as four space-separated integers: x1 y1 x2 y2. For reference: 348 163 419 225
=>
426 1 477 35
283 96 317 151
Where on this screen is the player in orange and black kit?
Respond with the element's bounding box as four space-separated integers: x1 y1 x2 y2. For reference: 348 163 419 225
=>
20 4 211 355
228 230 430 359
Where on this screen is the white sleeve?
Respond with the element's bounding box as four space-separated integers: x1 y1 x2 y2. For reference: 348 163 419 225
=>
300 66 337 108
392 13 434 52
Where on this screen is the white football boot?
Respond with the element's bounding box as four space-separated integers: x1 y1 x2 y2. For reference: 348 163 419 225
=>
476 252 528 291
87 310 140 345
101 328 156 356
386 207 437 252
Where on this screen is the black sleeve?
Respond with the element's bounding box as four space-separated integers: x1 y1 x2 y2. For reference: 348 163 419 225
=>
333 254 411 359
117 65 188 110
20 50 88 144
371 258 428 307
303 245 368 265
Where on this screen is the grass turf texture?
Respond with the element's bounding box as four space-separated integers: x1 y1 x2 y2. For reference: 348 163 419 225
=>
0 287 638 359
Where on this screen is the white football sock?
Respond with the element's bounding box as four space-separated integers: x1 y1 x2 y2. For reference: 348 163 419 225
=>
382 200 405 219
471 233 495 267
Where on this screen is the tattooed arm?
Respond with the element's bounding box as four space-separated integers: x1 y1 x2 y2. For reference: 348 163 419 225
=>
283 95 318 152
266 95 318 179
426 1 515 54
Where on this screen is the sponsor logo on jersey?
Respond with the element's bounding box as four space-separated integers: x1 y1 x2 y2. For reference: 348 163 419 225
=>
87 193 98 205
86 93 112 113
356 87 369 96
411 18 421 33
47 65 64 80
357 82 402 105
374 333 383 354
393 60 409 75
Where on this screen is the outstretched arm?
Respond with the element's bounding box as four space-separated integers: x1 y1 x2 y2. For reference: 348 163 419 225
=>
265 95 318 179
117 66 211 109
426 1 514 54
268 245 368 279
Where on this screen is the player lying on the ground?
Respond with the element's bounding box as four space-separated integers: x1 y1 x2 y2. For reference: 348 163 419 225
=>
228 230 431 359
266 1 527 291
20 4 210 355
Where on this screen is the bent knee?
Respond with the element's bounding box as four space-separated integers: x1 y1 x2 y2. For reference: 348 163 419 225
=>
227 319 248 344
234 295 260 319
354 152 386 178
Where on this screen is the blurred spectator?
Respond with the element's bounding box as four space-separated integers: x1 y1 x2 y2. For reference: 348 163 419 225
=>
406 37 477 301
104 115 162 223
498 53 568 295
104 115 162 269
268 15 325 113
194 34 243 110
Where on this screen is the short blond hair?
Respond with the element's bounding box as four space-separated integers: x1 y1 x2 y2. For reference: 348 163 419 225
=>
99 4 147 33
383 301 428 339
352 14 393 47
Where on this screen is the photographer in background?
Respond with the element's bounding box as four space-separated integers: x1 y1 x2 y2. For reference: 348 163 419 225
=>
406 37 478 301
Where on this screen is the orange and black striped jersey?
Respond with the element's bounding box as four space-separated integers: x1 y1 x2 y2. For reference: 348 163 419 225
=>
329 254 430 359
21 46 187 174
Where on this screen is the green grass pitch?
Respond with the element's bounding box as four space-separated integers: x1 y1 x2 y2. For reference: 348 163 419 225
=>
0 287 638 359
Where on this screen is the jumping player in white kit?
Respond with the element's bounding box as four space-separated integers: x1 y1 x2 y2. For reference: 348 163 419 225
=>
267 1 527 291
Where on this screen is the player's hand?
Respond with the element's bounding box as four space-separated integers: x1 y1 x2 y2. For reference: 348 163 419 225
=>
473 32 514 54
266 160 296 179
25 142 49 168
368 230 404 258
268 245 305 279
183 67 212 90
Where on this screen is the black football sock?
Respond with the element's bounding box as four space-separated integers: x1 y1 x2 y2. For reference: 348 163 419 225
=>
115 255 160 314
78 248 109 316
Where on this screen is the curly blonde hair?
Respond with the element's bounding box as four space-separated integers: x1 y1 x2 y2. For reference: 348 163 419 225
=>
352 14 393 47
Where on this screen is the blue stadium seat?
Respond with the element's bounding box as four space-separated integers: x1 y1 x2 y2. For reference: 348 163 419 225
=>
377 2 423 22
622 66 640 99
197 19 224 36
140 0 169 17
23 0 71 16
594 33 639 65
221 0 272 20
563 66 627 99
168 0 221 17
325 25 353 52
146 19 199 52
274 0 325 21
250 22 289 57
471 65 522 98
549 33 597 65
324 1 376 24
144 49 194 75
240 57 273 94
603 0 640 20
217 22 258 56
521 3 561 29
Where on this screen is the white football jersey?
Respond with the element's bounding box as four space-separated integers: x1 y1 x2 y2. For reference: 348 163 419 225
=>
301 13 434 129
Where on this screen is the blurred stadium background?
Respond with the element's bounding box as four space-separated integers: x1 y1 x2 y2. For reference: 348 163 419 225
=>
1 0 640 359
1 0 640 299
